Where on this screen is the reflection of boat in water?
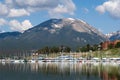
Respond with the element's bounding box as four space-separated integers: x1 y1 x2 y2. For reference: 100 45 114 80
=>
37 57 44 63
29 59 36 63
91 58 100 62
1 59 6 63
109 58 120 64
0 61 119 80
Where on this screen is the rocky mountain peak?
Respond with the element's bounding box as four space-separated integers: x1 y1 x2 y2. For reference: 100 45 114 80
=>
27 18 106 38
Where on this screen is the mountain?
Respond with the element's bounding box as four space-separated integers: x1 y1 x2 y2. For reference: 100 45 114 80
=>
107 30 120 41
0 18 107 53
0 32 21 39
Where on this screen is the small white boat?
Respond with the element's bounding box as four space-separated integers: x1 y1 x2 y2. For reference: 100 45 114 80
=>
14 60 20 63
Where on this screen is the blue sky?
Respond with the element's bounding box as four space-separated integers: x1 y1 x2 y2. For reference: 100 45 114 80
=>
0 0 120 34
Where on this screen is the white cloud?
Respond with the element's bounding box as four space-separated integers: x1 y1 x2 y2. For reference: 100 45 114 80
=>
0 3 9 16
96 0 120 19
21 20 33 30
9 20 32 32
5 0 13 4
0 18 7 26
49 0 76 17
8 8 30 17
5 0 14 7
0 0 76 18
96 6 105 14
0 1 30 17
17 0 76 17
15 0 59 8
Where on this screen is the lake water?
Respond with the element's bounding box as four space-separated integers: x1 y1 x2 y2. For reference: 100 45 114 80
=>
0 62 120 80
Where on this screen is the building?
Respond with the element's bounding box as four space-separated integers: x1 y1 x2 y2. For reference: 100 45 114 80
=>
102 40 120 50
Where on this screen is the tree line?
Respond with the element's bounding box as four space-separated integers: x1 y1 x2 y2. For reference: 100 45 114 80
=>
36 43 102 54
78 42 120 52
76 44 101 52
108 42 120 49
36 46 71 54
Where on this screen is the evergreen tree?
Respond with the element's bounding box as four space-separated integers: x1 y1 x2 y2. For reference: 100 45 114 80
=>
108 44 114 49
115 42 120 48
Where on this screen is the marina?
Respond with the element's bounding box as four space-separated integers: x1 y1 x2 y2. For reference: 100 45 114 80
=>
0 56 120 64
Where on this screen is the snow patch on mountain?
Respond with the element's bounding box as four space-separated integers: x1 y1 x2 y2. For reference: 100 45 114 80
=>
52 23 62 29
105 30 120 41
106 31 120 38
106 33 113 38
67 18 75 22
78 19 87 24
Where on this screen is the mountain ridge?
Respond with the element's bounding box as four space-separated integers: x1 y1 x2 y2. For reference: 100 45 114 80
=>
106 30 120 41
0 32 21 39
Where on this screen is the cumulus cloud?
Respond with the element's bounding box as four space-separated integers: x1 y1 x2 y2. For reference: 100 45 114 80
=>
0 2 30 17
0 0 76 18
0 18 7 26
9 20 32 32
8 8 30 17
96 0 120 19
5 0 13 4
15 0 59 8
49 0 76 17
17 0 76 17
0 3 9 16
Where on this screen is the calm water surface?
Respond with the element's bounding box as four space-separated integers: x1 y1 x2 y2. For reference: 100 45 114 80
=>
0 62 120 80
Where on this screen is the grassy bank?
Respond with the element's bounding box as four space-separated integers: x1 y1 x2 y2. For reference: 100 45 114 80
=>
44 48 120 58
91 48 120 58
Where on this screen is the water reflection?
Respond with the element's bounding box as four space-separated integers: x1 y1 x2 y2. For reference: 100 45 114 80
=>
0 63 120 80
